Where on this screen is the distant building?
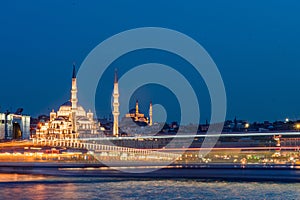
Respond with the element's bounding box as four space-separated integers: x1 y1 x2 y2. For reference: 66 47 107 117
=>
124 100 153 126
280 137 300 147
223 118 250 132
0 112 30 140
118 100 157 136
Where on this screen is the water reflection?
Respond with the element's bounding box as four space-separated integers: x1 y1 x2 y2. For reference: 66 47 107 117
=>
0 173 299 200
0 173 48 182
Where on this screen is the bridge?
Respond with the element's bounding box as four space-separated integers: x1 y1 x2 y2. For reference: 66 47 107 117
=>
32 137 180 162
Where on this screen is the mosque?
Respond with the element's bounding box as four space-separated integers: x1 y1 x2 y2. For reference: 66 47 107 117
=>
124 100 153 126
36 65 101 140
35 65 154 139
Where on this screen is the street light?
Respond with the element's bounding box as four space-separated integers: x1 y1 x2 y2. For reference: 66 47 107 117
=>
245 123 250 129
295 123 300 131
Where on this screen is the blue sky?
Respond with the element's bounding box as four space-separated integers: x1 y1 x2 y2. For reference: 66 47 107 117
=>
0 1 300 123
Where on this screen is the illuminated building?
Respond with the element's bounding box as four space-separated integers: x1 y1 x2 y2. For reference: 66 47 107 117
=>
0 111 30 140
125 100 153 126
119 100 156 136
36 65 101 140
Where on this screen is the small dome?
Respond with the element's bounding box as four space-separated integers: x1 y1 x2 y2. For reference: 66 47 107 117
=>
77 116 91 123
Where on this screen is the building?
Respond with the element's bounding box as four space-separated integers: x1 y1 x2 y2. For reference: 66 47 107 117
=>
124 100 153 126
0 111 30 140
36 65 101 140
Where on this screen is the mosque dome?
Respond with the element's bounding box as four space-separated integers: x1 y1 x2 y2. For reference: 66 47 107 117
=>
61 101 72 107
57 101 87 117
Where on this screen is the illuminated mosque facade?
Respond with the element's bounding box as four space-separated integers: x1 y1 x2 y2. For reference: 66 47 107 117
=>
36 65 101 140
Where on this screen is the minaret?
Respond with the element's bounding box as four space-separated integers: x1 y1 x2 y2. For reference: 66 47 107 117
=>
71 64 78 133
87 109 93 122
135 100 139 114
50 109 56 121
149 101 153 126
135 100 139 121
112 69 119 137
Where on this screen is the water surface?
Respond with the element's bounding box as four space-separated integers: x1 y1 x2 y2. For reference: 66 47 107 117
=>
0 173 299 200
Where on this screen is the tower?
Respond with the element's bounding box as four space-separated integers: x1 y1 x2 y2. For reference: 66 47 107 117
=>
135 100 139 114
149 101 153 126
71 64 78 133
50 109 56 121
112 69 119 137
87 109 93 122
135 100 139 121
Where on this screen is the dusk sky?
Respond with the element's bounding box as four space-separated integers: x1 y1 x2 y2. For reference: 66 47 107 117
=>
1 1 300 123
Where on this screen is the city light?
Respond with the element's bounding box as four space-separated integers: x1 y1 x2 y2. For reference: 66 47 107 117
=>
244 123 250 129
295 123 300 130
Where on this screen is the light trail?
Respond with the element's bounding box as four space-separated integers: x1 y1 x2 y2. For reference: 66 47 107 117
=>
77 132 300 141
146 146 300 151
90 146 300 152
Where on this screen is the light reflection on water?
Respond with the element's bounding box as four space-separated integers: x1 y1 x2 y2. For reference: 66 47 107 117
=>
0 173 49 182
0 173 299 200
